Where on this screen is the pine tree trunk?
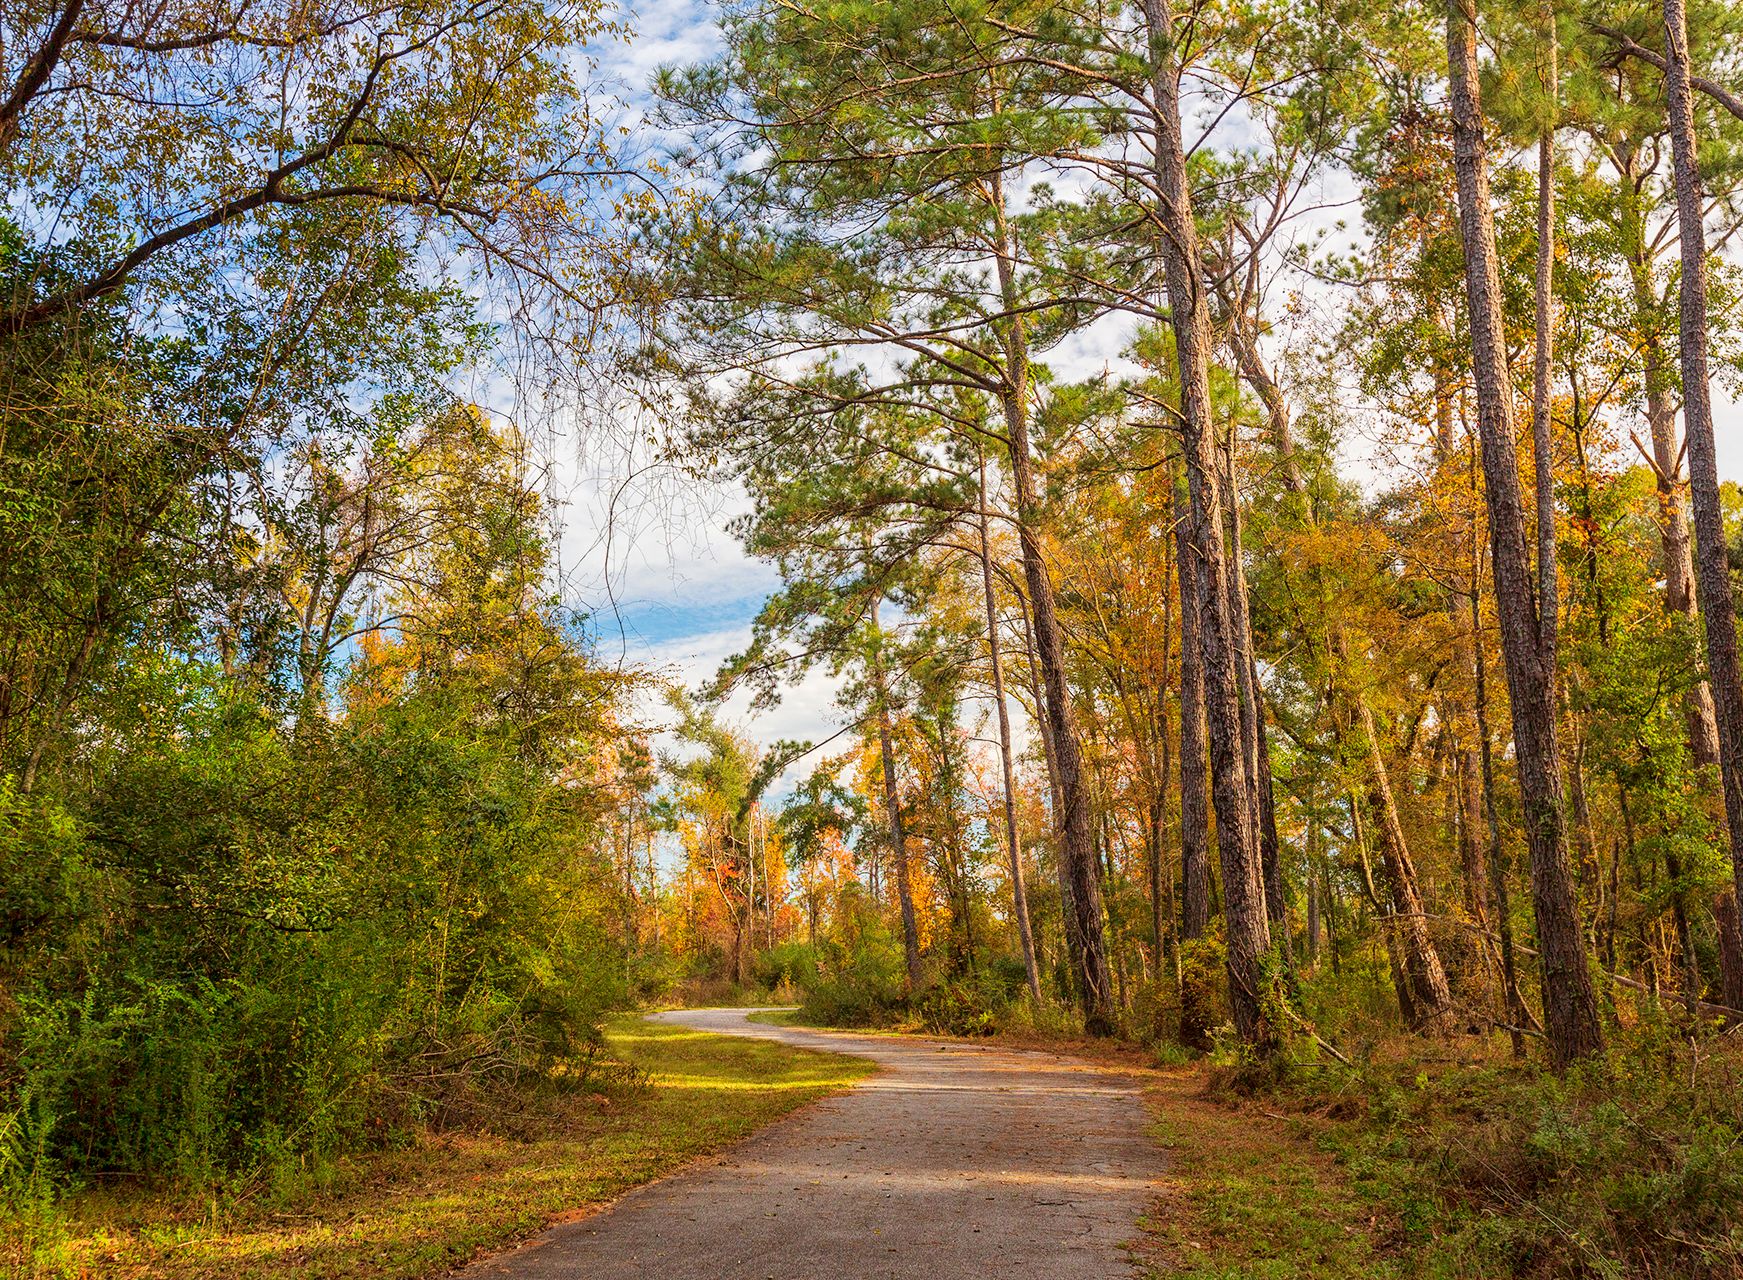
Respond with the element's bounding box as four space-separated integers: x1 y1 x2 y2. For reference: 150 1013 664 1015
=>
1529 7 1559 679
1146 0 1273 1047
871 595 922 992
1224 438 1289 956
1020 601 1086 1002
978 448 1043 1002
1446 0 1603 1067
1621 178 1723 769
1663 0 1743 1016
1226 316 1304 495
1456 748 1491 929
1173 468 1212 941
1716 891 1743 1021
1474 544 1534 1057
1351 794 1417 1027
1153 514 1177 965
990 172 1115 1033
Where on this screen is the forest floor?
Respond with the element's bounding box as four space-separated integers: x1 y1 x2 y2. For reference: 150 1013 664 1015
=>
5 1014 872 1280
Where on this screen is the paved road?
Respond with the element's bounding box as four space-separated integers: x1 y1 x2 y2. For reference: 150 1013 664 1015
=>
456 1008 1163 1279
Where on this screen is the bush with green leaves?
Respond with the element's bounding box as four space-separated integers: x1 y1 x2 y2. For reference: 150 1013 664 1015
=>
0 661 630 1199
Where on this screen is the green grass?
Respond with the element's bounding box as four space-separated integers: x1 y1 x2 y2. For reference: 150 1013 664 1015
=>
5 1014 875 1280
1134 1068 1404 1279
743 1007 803 1026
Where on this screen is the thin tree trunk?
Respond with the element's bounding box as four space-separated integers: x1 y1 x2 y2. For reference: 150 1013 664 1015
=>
1456 747 1491 929
1173 467 1213 941
1447 0 1603 1066
870 595 922 992
1663 0 1743 1016
1717 892 1743 1022
1354 692 1455 1030
1146 0 1273 1047
1224 436 1289 957
1621 171 1723 770
1351 793 1417 1028
1474 575 1533 1058
1152 503 1177 965
978 446 1043 1002
1530 1 1559 677
1227 315 1304 495
1020 601 1084 999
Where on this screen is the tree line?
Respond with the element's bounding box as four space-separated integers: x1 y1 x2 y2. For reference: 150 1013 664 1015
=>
0 0 660 1196
642 0 1743 1075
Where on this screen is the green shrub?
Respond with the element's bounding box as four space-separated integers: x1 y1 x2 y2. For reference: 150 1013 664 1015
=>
912 981 997 1036
755 941 821 992
1178 938 1229 1050
1289 1027 1743 1278
0 672 628 1202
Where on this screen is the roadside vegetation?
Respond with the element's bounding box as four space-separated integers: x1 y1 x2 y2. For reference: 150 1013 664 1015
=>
3 1016 872 1280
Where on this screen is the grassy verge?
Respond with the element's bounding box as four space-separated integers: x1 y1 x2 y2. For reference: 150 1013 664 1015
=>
1134 1067 1404 1279
5 1013 875 1280
743 1008 802 1026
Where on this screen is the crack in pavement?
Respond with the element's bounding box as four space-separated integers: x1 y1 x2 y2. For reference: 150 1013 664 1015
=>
455 1007 1165 1279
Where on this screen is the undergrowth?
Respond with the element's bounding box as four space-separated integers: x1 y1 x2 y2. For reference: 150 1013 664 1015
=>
1218 1024 1743 1279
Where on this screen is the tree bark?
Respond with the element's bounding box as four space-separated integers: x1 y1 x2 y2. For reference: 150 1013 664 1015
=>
1173 468 1213 941
1146 0 1274 1048
977 447 1043 1002
1151 511 1176 965
1717 891 1743 1023
871 595 922 992
990 171 1115 1033
1227 316 1304 495
1224 436 1289 956
1530 3 1559 678
1354 691 1455 1031
1663 0 1743 1016
1456 747 1491 929
1020 600 1086 1001
1618 165 1723 770
1446 0 1603 1067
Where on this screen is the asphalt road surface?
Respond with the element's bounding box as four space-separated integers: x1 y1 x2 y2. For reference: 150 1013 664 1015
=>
456 1007 1163 1279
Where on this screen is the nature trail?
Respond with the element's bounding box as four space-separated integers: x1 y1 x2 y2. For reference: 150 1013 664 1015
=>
458 1008 1164 1279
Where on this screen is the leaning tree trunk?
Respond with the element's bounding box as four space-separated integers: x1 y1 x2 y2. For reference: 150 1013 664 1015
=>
1530 0 1559 681
1020 599 1088 1002
977 447 1043 1002
1620 173 1723 770
1664 0 1743 1017
1354 689 1456 1031
1446 0 1603 1067
1224 436 1289 956
1150 511 1177 966
1147 0 1273 1048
